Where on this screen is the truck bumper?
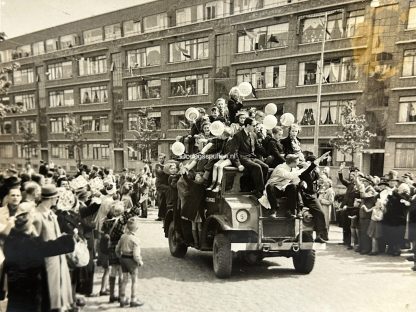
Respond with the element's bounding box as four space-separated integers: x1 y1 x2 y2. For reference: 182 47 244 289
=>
230 242 326 252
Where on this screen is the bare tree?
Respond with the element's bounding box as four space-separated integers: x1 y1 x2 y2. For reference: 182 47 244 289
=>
17 120 38 165
64 114 86 166
129 107 161 162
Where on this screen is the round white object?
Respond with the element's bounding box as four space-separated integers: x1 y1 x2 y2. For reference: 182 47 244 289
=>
263 115 278 130
264 103 278 115
171 141 185 156
185 107 200 122
237 82 253 97
236 209 249 223
210 121 225 136
280 113 295 127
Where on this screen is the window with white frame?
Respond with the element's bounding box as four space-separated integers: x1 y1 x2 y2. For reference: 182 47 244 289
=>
205 1 224 20
0 145 13 158
126 46 161 68
169 38 209 62
83 144 110 159
17 145 38 159
47 61 73 80
0 121 12 134
81 115 109 132
127 80 161 100
237 23 289 53
45 38 59 52
83 28 103 44
128 112 161 130
322 57 358 83
123 20 141 36
169 110 188 129
13 68 34 85
300 13 343 44
346 10 365 37
398 96 416 123
176 7 192 25
104 24 122 40
408 1 416 29
49 90 74 107
236 65 286 88
298 61 318 85
340 57 358 81
17 120 37 134
16 45 31 58
234 0 263 14
78 55 107 76
60 34 78 49
0 50 12 63
297 102 317 126
32 41 45 56
143 13 168 32
51 144 69 159
15 94 35 110
49 116 69 133
395 143 416 168
170 74 208 96
80 86 108 104
403 49 416 77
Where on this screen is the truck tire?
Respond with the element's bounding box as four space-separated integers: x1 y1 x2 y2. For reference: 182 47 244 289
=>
168 222 187 258
292 250 315 274
213 233 232 278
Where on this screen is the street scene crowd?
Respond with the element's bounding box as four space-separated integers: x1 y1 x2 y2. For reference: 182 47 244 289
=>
0 87 415 312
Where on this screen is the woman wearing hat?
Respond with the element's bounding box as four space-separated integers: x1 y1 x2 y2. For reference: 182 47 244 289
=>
4 202 75 312
230 110 248 137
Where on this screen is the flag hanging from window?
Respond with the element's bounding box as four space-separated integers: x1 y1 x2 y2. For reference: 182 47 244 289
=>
249 82 257 98
175 43 191 59
244 28 258 40
268 34 279 43
110 62 115 72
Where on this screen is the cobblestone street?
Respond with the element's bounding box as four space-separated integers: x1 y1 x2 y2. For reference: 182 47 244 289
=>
85 209 415 312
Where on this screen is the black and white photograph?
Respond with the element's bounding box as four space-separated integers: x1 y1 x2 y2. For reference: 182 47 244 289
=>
0 0 414 311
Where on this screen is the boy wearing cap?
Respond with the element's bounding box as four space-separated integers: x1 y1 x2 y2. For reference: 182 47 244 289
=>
116 216 144 307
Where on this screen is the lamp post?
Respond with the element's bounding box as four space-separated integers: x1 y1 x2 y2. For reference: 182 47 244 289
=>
313 9 343 157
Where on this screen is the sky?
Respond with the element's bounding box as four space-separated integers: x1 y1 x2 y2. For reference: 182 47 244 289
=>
0 0 154 38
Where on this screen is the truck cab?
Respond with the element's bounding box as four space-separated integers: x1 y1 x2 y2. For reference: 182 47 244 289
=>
164 167 324 278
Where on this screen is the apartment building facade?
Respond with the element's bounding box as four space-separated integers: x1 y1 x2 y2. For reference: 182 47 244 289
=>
0 0 414 175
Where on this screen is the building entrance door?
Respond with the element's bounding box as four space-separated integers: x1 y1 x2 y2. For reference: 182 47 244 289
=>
114 150 124 172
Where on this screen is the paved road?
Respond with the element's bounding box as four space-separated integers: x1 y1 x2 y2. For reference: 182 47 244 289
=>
85 209 415 312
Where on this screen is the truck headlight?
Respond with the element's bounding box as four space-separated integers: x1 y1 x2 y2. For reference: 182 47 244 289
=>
236 209 249 223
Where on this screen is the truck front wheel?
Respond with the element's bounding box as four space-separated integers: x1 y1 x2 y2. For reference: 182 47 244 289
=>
213 233 232 278
292 250 315 274
168 222 188 258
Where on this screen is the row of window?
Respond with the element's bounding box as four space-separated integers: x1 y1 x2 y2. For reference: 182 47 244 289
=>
0 120 37 135
49 115 109 133
0 0 306 62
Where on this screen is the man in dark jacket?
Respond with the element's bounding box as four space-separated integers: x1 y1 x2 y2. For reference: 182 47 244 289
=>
338 163 361 247
232 118 268 198
4 202 75 312
263 126 285 168
155 154 169 221
299 154 331 243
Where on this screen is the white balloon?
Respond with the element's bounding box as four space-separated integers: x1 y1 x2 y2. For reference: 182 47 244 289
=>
210 121 225 136
263 115 278 130
264 103 277 115
185 107 200 122
171 141 185 156
280 113 295 127
238 82 253 97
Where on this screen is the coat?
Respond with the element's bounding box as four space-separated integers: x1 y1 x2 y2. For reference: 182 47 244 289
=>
280 136 302 157
262 135 285 167
4 229 74 312
227 98 243 124
34 207 73 310
232 129 266 160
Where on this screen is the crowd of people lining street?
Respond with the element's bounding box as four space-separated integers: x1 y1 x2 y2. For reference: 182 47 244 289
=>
0 86 414 311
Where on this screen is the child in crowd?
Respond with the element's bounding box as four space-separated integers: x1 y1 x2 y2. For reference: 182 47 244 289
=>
206 128 243 192
214 97 229 122
209 106 226 123
230 110 248 137
367 197 385 255
116 216 144 307
348 198 361 250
